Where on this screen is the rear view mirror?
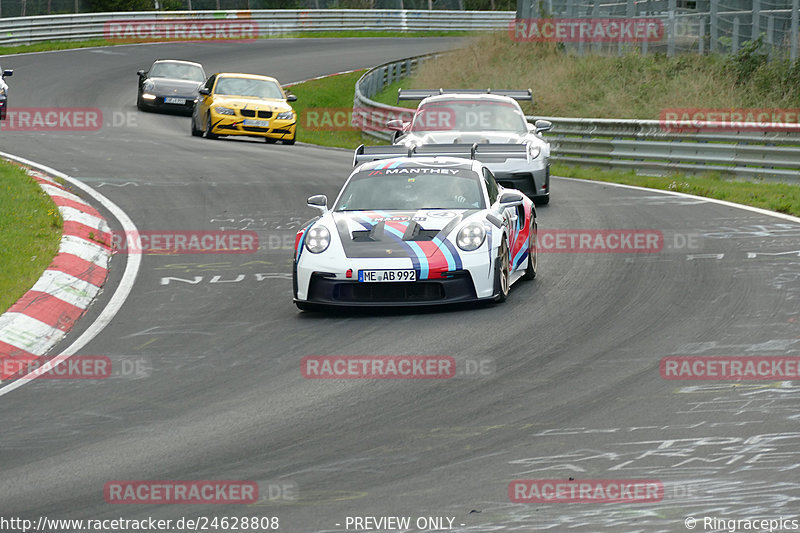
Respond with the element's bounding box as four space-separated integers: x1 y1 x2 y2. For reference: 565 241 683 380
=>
198 87 210 95
3 70 13 77
534 119 552 134
286 94 297 102
136 70 145 77
386 119 404 131
307 194 328 213
499 191 524 206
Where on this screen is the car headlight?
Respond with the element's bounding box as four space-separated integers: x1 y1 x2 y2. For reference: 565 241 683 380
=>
276 111 294 120
214 107 235 116
528 143 541 159
457 223 486 251
305 226 331 254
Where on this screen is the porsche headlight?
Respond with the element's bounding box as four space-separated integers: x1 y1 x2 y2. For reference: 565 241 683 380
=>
528 143 541 159
214 107 235 116
276 111 294 120
457 223 486 251
305 226 331 254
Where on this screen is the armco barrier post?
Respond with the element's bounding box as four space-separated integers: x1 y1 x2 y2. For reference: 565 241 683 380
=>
792 0 798 62
752 0 760 41
710 0 718 53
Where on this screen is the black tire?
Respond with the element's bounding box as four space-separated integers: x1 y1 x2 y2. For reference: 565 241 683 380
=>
494 240 510 303
522 219 537 280
282 135 296 145
264 137 278 144
533 194 550 206
204 114 218 139
190 115 202 137
136 94 146 112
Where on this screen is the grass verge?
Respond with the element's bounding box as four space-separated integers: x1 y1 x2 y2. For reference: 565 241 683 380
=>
0 161 63 314
290 70 388 149
0 31 466 56
553 164 800 217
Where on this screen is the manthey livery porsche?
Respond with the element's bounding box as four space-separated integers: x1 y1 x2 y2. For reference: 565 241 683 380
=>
136 59 206 114
388 89 553 205
191 72 297 144
292 144 538 310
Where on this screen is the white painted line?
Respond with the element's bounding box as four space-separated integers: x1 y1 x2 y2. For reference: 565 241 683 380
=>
553 176 800 224
0 152 141 397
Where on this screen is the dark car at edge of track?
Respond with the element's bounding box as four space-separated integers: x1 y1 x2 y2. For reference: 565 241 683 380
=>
136 59 206 115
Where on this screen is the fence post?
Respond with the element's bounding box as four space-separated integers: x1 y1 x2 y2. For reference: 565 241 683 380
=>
591 0 601 54
766 14 774 58
732 17 739 54
710 0 717 53
751 0 760 41
792 0 799 62
698 17 705 55
667 0 676 57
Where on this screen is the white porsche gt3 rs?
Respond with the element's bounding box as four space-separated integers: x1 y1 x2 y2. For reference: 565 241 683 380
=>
292 144 538 310
388 89 553 205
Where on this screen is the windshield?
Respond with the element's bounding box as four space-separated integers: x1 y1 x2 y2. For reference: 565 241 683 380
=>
335 169 485 211
411 100 528 134
214 78 284 99
149 62 205 82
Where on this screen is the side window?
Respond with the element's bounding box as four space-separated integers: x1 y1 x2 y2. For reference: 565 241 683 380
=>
483 168 499 205
203 74 217 93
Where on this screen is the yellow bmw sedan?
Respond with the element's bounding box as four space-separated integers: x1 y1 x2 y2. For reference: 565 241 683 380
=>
191 73 297 144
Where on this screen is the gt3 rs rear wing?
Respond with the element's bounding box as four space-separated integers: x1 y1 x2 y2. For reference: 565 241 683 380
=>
353 143 530 167
397 89 533 102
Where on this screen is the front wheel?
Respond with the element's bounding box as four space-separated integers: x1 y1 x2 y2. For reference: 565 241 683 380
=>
522 219 537 280
190 114 202 137
204 115 218 139
282 134 296 145
494 240 510 303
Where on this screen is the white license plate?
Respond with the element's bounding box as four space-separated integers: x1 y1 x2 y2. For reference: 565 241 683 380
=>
243 119 270 127
164 97 186 105
359 269 416 282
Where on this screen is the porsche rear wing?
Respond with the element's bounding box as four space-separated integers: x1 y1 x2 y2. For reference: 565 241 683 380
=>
397 89 533 102
353 143 530 167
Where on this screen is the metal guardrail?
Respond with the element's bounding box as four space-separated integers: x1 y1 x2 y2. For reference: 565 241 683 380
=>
0 9 514 46
353 56 800 182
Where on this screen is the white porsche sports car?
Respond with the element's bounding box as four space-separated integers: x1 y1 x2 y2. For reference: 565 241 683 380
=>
292 144 538 310
388 89 553 205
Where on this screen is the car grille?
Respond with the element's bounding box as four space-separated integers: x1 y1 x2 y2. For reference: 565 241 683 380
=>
334 282 445 302
240 109 272 118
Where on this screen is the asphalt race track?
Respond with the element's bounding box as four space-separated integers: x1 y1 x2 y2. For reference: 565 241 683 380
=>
1 39 800 532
